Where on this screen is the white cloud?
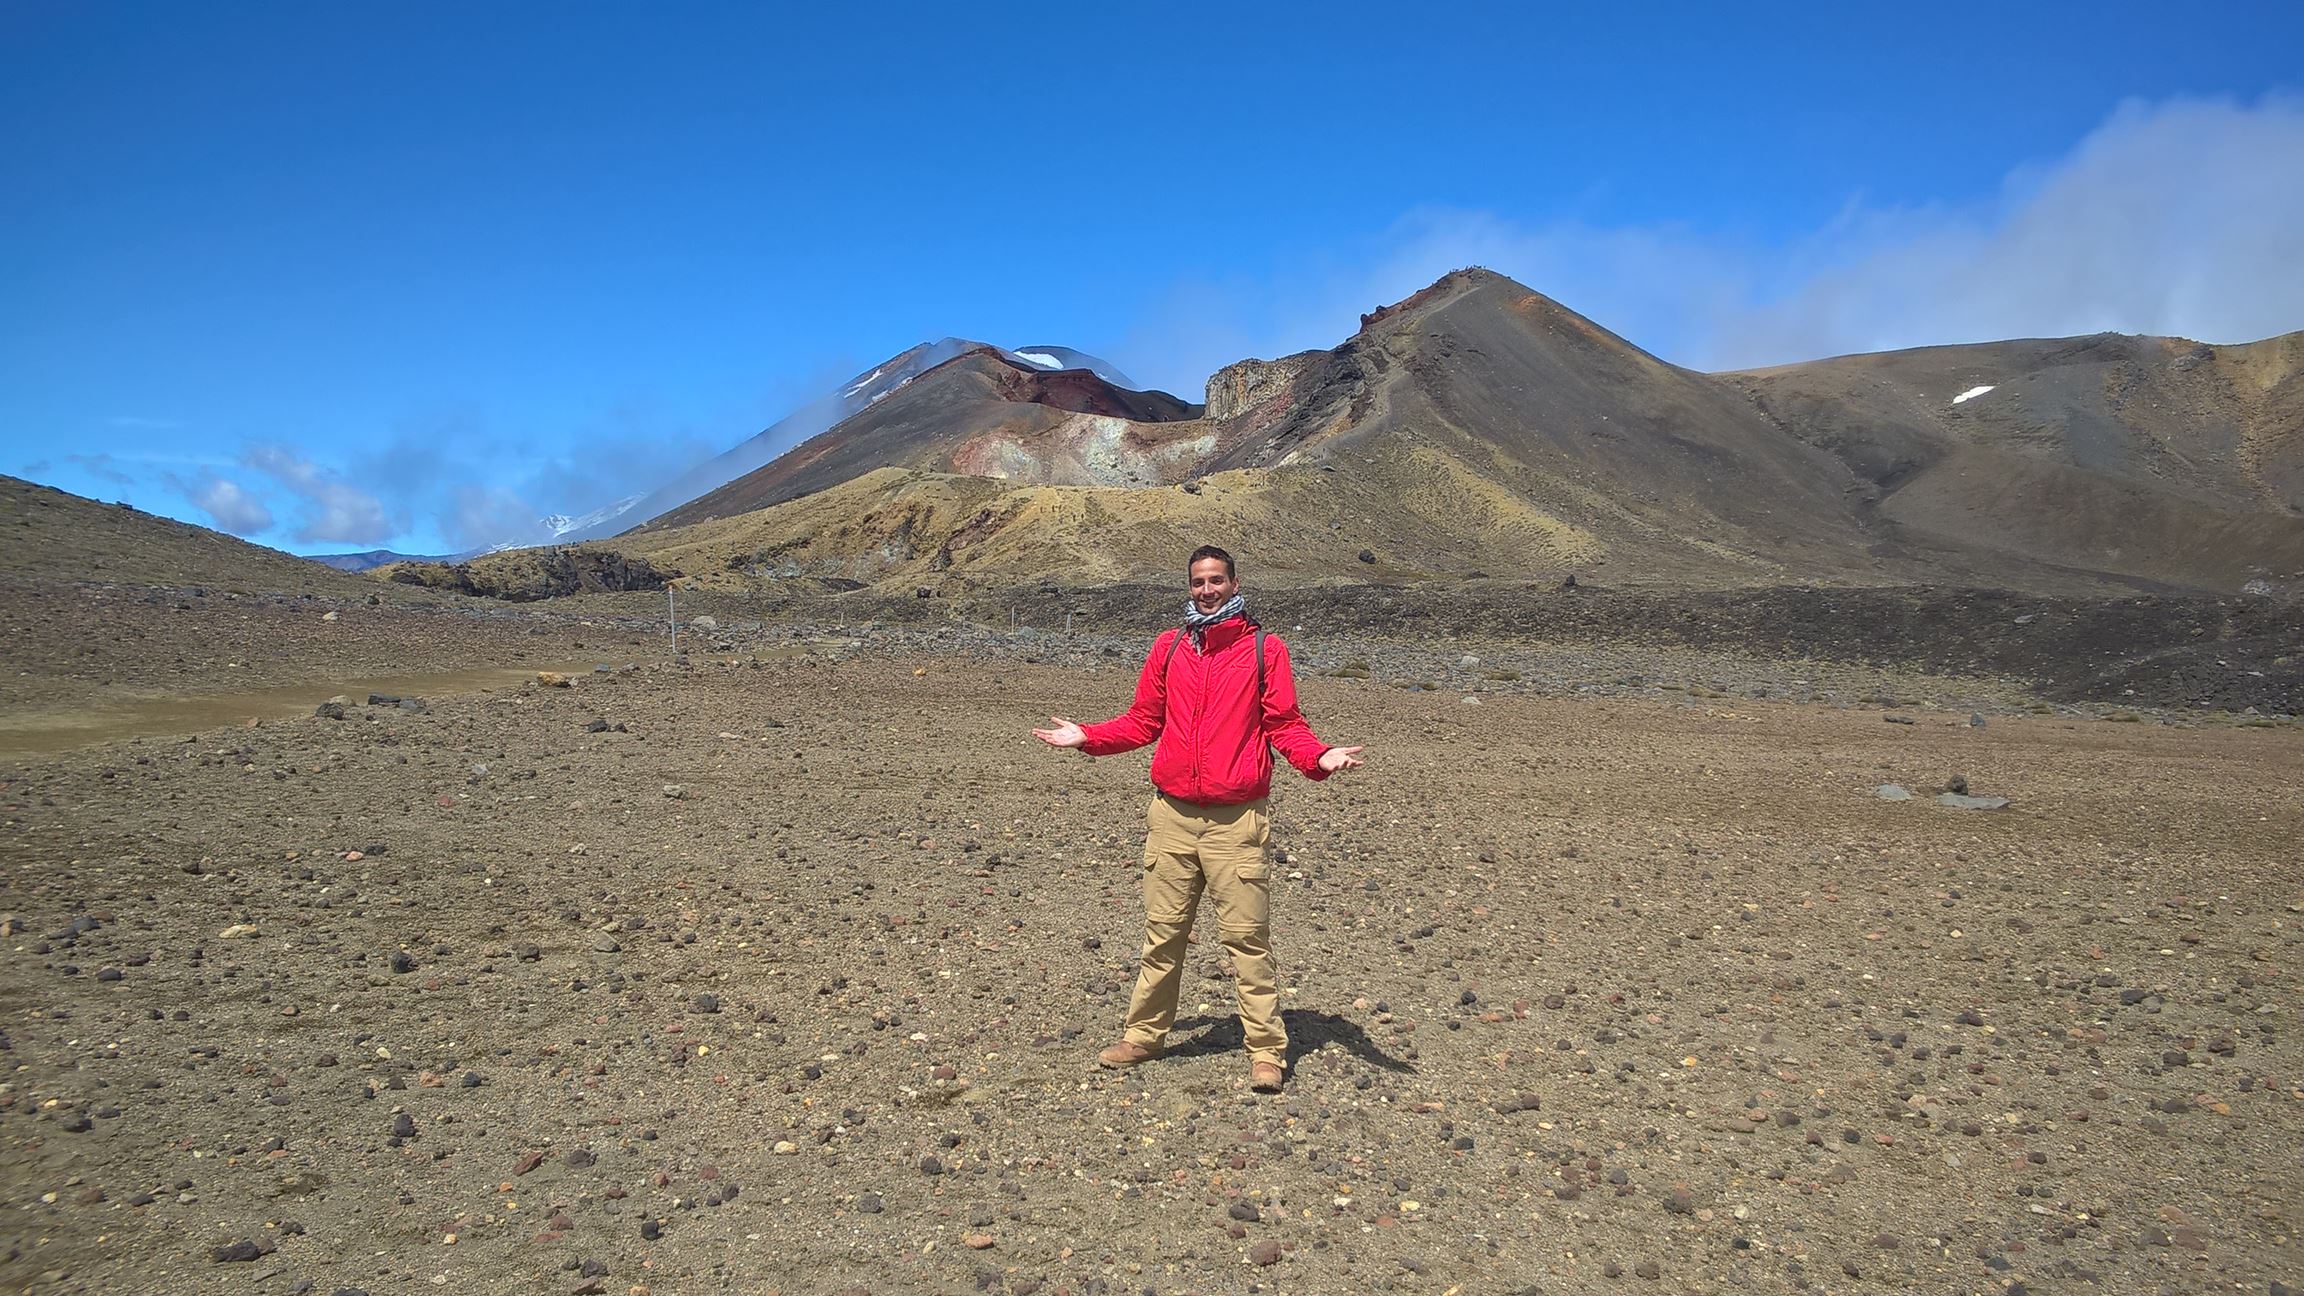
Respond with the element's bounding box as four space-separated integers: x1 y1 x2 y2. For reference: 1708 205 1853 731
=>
242 443 394 544
186 475 274 535
65 451 138 486
1710 95 2304 366
449 484 541 550
1114 94 2304 389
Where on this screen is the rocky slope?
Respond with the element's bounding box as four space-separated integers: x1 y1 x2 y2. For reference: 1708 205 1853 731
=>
1727 328 2304 593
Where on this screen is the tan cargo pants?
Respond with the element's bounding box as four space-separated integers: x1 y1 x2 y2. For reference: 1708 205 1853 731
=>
1121 792 1288 1066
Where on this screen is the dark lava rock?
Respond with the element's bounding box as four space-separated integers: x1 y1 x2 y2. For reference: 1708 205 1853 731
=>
694 993 720 1013
1228 1200 1260 1222
390 1113 415 1139
640 1218 662 1240
920 1155 944 1176
856 1192 884 1214
1635 1259 1661 1279
389 951 417 974
210 1240 265 1262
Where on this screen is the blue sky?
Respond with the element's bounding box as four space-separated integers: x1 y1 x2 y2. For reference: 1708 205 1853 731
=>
5 2 2302 554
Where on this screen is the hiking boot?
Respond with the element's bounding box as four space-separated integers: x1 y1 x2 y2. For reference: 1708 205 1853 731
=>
1097 1040 1162 1068
1249 1060 1286 1092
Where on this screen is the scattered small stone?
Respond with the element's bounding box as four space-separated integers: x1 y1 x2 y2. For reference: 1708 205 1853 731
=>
1248 1239 1283 1265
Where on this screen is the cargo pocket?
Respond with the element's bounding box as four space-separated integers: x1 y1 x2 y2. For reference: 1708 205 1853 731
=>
1230 805 1273 882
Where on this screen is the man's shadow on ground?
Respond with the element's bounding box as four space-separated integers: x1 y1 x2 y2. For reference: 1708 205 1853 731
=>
1164 1009 1416 1074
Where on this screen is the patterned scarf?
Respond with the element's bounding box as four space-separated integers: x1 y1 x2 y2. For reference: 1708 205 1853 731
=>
1183 592 1247 648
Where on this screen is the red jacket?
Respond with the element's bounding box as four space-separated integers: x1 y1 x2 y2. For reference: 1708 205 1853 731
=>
1079 618 1332 805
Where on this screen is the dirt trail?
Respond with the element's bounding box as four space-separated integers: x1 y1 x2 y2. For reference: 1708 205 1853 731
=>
0 663 606 758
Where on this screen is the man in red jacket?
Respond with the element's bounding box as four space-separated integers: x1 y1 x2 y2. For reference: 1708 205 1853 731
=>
1035 545 1364 1091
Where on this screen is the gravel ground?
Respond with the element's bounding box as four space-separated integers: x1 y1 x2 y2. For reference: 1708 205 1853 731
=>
3 621 2300 1295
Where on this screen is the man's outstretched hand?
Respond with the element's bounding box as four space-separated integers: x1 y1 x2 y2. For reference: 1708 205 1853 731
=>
1033 716 1086 749
1319 745 1366 773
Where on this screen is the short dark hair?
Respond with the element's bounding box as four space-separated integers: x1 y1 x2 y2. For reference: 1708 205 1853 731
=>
1187 545 1235 580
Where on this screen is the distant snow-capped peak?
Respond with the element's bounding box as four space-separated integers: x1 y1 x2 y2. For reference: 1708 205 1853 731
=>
552 494 646 537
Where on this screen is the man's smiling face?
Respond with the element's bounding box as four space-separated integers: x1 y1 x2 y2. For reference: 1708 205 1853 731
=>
1188 556 1238 614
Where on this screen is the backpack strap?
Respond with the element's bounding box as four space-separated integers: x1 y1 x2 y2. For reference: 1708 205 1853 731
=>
1159 626 1185 696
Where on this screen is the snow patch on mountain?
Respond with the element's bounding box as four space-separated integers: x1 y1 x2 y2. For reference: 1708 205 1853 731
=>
1005 345 1141 390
